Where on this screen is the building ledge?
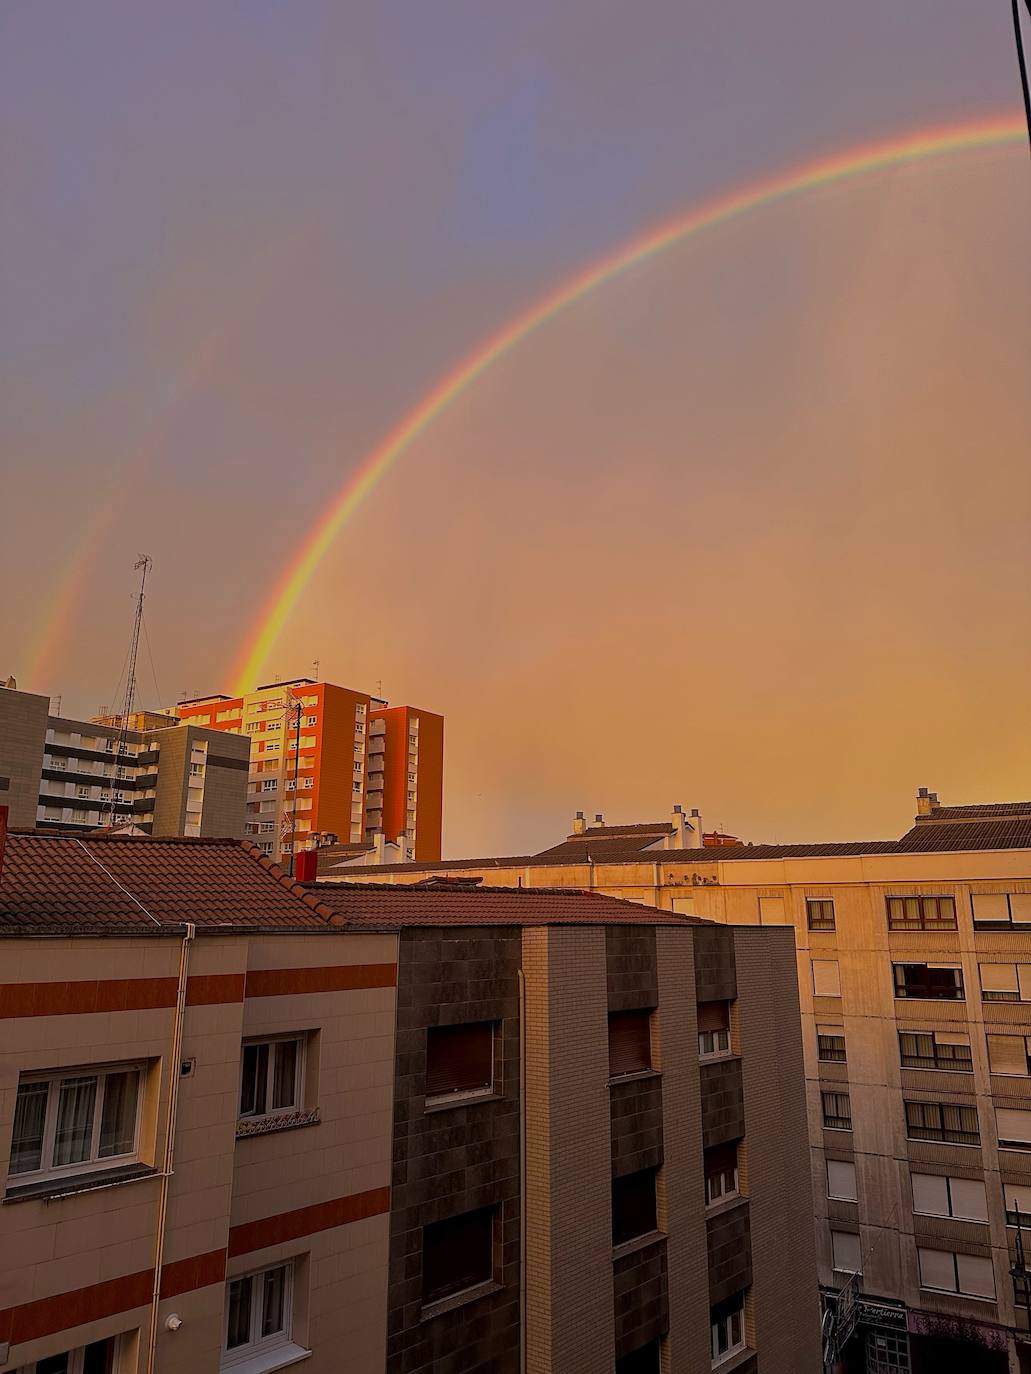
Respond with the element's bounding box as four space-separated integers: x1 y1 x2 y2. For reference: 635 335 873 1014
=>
3 1162 158 1205
712 1346 756 1373
220 1341 312 1374
612 1229 666 1262
608 1068 662 1087
705 1193 748 1222
419 1279 503 1322
424 1090 503 1115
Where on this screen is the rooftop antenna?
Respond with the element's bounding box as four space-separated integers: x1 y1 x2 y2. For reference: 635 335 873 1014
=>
106 555 152 826
313 658 320 681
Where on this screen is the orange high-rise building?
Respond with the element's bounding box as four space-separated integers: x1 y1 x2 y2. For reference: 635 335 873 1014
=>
176 679 443 863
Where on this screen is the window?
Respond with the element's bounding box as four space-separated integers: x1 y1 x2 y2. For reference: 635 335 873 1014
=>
302 777 314 789
239 1038 303 1118
259 822 274 835
911 1172 988 1222
807 898 836 931
818 1025 847 1062
264 741 279 753
261 779 277 792
246 722 262 734
615 1341 660 1374
898 1030 972 1072
831 1230 862 1274
905 1100 979 1145
980 963 1031 1003
265 719 280 731
988 1033 1031 1076
704 1141 739 1206
608 1010 652 1078
189 762 204 777
698 1002 730 1059
886 895 957 931
425 1022 494 1101
822 1091 852 1130
917 1248 995 1300
1004 1183 1031 1226
76 786 90 799
710 1293 745 1365
304 715 317 727
893 963 964 1000
352 782 362 793
827 1159 857 1201
421 1207 495 1306
972 892 1031 929
612 1168 658 1246
224 1261 298 1366
13 1336 118 1374
10 1064 142 1181
812 960 841 998
996 1107 1031 1149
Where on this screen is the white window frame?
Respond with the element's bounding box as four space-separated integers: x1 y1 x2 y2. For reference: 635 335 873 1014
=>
705 1156 740 1207
710 1297 746 1365
238 1036 305 1121
222 1260 299 1369
827 1159 858 1202
911 1171 988 1222
14 1335 120 1374
10 1062 144 1184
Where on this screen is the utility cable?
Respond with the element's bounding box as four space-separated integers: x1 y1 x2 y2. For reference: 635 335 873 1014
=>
1014 0 1031 155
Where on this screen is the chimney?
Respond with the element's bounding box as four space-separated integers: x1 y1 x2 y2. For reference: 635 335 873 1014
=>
670 804 687 848
916 788 941 818
688 807 704 849
593 813 604 828
572 810 587 836
294 848 318 883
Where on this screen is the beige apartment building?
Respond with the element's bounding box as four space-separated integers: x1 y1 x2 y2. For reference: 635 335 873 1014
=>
0 684 249 837
340 793 1031 1373
0 823 819 1374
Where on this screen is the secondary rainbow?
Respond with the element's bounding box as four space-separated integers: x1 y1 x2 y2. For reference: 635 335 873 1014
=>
231 112 1024 694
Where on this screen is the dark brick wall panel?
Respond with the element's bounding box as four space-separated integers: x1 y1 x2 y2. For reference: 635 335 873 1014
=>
388 927 522 1374
610 1073 663 1178
691 924 737 1003
706 1199 753 1306
699 1058 745 1149
612 1236 669 1361
606 926 658 1012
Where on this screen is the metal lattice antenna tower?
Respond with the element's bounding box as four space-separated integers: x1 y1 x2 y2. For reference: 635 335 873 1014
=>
107 556 153 826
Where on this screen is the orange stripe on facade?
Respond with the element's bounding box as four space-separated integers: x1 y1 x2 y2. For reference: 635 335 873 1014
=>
244 963 396 997
227 1185 391 1256
0 965 393 1017
0 1190 389 1345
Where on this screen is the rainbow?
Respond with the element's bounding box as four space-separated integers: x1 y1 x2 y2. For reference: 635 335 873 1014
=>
231 113 1025 694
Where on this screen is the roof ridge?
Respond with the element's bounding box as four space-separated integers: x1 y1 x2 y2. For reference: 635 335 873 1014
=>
237 839 346 925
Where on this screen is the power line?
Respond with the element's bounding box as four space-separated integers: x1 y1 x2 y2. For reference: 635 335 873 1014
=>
1014 0 1031 155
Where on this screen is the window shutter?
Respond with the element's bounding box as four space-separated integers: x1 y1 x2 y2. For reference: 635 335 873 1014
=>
1018 966 1031 1002
705 1141 738 1176
911 1173 949 1216
1011 894 1031 924
608 1011 652 1077
988 1034 1027 1076
949 1178 988 1222
425 1023 494 1098
812 960 841 997
997 1107 1031 1146
956 1253 995 1299
697 1001 729 1033
980 963 1018 995
919 1247 958 1292
972 893 1010 922
1006 1183 1031 1216
831 1231 861 1273
758 896 787 924
827 1160 857 1201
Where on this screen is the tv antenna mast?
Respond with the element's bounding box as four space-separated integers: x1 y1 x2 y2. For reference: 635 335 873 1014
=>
106 555 153 826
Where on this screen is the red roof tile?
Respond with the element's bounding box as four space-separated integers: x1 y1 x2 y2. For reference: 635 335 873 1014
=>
311 882 701 928
0 832 340 934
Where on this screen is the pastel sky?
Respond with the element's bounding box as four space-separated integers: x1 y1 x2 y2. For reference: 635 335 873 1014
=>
2 2 1029 856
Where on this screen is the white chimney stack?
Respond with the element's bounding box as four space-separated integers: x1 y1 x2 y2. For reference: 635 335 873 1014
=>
670 805 687 848
689 807 704 849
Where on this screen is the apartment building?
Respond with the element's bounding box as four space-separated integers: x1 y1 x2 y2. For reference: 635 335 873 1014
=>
0 823 819 1374
175 680 443 865
0 684 249 837
344 793 1031 1373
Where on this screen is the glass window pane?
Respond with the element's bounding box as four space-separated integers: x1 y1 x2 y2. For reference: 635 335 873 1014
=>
271 1042 298 1110
99 1071 139 1158
261 1265 287 1337
11 1081 49 1174
240 1044 267 1117
53 1076 98 1167
226 1276 252 1349
82 1337 116 1374
36 1354 72 1374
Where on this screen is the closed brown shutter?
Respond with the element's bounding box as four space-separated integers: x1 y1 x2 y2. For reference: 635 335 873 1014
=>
422 1206 495 1303
704 1140 738 1176
697 1000 729 1033
425 1022 494 1098
608 1010 652 1077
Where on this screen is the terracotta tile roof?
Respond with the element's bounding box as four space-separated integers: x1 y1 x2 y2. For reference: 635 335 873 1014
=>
0 831 341 935
311 882 701 928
